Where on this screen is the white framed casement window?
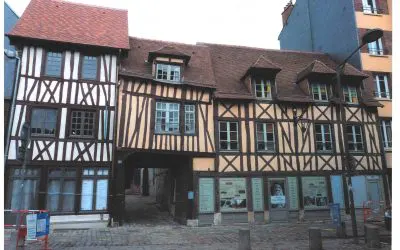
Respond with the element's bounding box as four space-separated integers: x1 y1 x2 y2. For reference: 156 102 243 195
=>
343 86 358 104
368 38 384 55
315 124 333 152
381 119 392 149
156 63 181 82
155 102 180 133
347 125 364 152
80 168 109 211
362 0 378 14
219 121 239 151
47 168 76 212
374 74 390 99
256 123 275 152
311 83 329 101
254 78 272 99
184 104 195 134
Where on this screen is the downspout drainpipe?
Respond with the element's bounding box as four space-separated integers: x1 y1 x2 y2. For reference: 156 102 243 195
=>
4 49 21 168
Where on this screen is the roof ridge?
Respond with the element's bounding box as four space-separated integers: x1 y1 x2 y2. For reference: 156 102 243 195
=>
130 36 204 47
198 42 326 55
49 0 128 12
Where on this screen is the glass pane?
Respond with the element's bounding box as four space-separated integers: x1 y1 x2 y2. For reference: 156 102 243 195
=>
62 180 75 212
220 122 227 131
47 180 61 211
81 179 93 211
95 180 108 210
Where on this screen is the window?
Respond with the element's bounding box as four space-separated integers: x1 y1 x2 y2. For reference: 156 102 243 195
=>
368 38 384 55
45 51 62 77
184 104 195 134
156 64 181 82
374 74 390 99
315 124 333 152
381 119 392 149
347 125 364 152
219 121 238 151
311 83 328 101
302 176 328 209
31 108 57 136
81 168 109 211
343 86 358 104
254 78 272 99
220 178 247 212
82 56 98 80
256 123 275 152
70 110 96 137
8 168 40 210
47 168 76 212
155 102 180 133
362 0 378 14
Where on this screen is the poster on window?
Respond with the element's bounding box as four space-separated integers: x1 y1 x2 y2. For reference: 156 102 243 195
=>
96 180 108 210
199 178 215 213
220 178 247 212
287 177 299 210
81 179 93 210
302 176 328 209
270 180 286 208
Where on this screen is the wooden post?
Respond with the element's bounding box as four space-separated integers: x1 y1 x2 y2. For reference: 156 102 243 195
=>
309 227 322 250
238 229 251 250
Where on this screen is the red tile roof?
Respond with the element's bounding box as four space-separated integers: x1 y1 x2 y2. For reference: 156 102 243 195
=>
119 37 216 89
8 0 129 49
297 60 336 81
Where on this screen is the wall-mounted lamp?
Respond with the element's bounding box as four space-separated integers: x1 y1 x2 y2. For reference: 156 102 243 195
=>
293 107 310 133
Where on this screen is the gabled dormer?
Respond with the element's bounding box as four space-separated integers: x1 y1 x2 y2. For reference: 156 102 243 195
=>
296 60 336 103
148 45 191 83
339 63 369 105
242 55 281 100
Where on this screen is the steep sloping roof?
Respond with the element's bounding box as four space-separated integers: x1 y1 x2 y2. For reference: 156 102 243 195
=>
148 45 191 64
8 0 129 49
297 60 336 81
250 55 281 70
341 63 369 79
120 37 216 88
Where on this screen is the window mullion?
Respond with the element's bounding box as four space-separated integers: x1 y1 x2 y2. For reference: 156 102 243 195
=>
321 125 326 151
263 124 267 150
352 126 357 151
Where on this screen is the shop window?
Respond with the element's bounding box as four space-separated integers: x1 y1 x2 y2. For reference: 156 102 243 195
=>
219 178 247 212
45 51 62 77
47 168 76 212
256 123 275 152
219 121 239 151
251 178 264 212
80 168 109 211
269 179 286 208
8 168 40 210
302 176 328 209
31 108 57 136
198 178 215 213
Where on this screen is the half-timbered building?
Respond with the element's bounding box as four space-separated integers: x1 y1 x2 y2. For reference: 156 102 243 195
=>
5 0 129 216
113 38 390 225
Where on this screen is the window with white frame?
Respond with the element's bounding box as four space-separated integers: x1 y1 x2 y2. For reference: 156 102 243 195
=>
156 64 181 82
315 124 333 152
219 121 238 151
381 119 392 149
368 38 384 55
184 104 195 134
347 125 364 152
311 83 329 101
343 86 358 104
254 78 273 99
80 168 109 211
155 102 180 133
362 0 378 14
374 74 390 99
256 123 275 152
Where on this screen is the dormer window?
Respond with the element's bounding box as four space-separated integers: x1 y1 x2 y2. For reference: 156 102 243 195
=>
311 83 328 101
254 78 272 99
343 86 358 104
156 63 181 82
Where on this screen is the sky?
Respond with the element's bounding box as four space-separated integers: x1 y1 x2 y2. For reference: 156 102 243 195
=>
6 0 291 49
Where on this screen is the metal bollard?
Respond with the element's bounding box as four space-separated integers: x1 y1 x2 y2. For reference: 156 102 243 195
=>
336 222 347 238
238 229 251 250
309 227 322 250
364 224 381 248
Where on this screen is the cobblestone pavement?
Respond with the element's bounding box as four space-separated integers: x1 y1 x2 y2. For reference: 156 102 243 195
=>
4 196 391 249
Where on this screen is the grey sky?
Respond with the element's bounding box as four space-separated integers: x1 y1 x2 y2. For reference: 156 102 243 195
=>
6 0 290 49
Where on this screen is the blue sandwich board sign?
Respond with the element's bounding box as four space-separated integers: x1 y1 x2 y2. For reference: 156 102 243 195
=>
35 212 50 237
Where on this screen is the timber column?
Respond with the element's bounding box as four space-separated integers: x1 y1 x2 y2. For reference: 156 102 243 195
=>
112 158 126 225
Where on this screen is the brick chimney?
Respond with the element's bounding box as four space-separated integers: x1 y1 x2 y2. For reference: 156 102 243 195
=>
282 1 294 26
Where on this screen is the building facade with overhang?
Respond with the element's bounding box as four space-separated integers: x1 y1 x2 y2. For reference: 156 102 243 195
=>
5 0 390 226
